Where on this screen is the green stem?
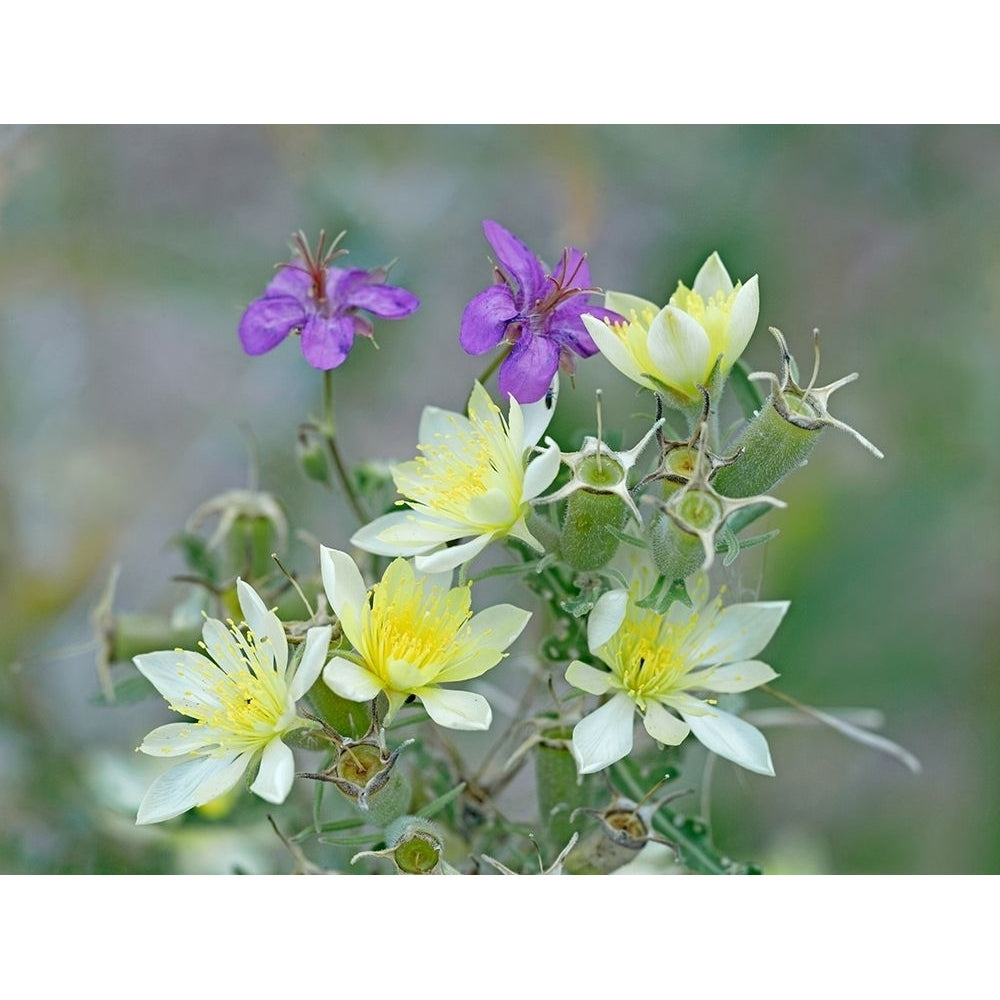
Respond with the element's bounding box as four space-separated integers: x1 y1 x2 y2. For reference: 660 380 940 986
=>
476 343 512 388
320 369 369 525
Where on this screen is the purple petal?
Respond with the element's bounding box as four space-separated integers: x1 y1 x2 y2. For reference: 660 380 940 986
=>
262 265 312 300
547 297 616 358
328 268 420 318
300 314 356 369
498 333 561 403
460 285 518 355
552 247 592 291
238 295 307 355
482 220 546 306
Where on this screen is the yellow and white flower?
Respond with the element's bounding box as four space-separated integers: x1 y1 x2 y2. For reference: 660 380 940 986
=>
565 574 786 776
133 580 331 824
351 380 561 573
321 547 531 730
582 252 759 402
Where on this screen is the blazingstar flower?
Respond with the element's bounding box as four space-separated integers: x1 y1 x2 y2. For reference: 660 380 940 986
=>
565 574 787 776
133 580 332 824
238 230 419 369
321 547 531 731
582 252 759 403
460 220 622 403
351 380 561 573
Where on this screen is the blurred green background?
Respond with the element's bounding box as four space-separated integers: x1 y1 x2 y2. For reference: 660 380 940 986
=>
0 125 996 873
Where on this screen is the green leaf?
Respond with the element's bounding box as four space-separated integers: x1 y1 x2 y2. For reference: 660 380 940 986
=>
168 531 219 583
416 782 467 820
728 358 764 422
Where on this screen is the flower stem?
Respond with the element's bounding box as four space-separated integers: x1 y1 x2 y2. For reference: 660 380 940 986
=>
320 369 368 525
476 343 512 388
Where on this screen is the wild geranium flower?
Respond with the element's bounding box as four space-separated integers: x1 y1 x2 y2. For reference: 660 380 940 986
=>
565 574 787 776
133 580 331 824
321 547 531 731
582 252 759 403
460 220 622 403
238 230 419 369
351 380 561 573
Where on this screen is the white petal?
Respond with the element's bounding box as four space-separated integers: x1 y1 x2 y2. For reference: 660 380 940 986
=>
418 687 492 731
249 738 295 804
419 403 468 446
642 701 691 746
350 511 437 556
571 694 636 774
139 722 213 757
693 251 734 298
583 313 647 386
433 604 530 683
320 546 368 649
519 376 558 448
604 291 659 317
522 437 562 500
722 274 759 367
647 306 712 390
689 600 789 665
323 656 383 702
692 659 778 694
565 660 614 696
680 704 775 776
200 618 247 676
414 533 492 573
133 649 223 712
587 589 628 652
466 487 517 525
287 624 333 701
139 722 218 757
236 578 287 674
136 752 249 825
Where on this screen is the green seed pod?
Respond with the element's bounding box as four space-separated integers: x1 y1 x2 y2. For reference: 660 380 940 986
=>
649 509 707 580
714 396 821 498
335 743 412 827
563 805 651 875
308 681 373 740
533 727 591 851
383 817 447 875
560 489 629 571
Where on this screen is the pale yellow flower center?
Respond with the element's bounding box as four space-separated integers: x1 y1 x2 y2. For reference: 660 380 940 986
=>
361 560 473 690
395 401 522 528
174 624 293 752
604 603 704 710
670 281 742 362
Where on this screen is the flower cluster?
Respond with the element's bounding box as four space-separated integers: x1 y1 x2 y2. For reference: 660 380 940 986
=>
122 221 896 876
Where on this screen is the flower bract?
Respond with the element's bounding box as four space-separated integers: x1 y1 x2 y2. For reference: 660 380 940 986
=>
460 220 621 403
565 574 786 776
238 231 419 369
321 547 531 731
351 381 561 573
133 580 331 824
583 252 759 403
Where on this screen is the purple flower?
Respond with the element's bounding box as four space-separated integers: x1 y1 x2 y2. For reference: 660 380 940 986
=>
239 231 420 370
459 220 622 403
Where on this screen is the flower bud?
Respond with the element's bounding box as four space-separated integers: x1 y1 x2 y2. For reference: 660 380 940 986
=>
296 431 331 484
